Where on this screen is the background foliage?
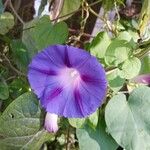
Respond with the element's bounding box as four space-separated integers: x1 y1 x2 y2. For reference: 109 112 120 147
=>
0 0 150 150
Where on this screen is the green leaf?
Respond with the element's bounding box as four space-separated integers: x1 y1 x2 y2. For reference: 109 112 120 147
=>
77 115 118 150
22 18 39 59
116 30 139 43
0 77 9 100
89 32 111 58
60 0 81 20
10 40 29 73
87 111 99 129
102 0 114 11
140 55 150 74
22 15 68 59
9 78 29 99
33 16 68 50
139 0 150 37
0 0 4 14
116 31 132 41
77 128 100 150
0 12 14 35
120 57 141 79
68 111 99 129
0 92 53 149
102 0 124 11
105 40 131 66
107 69 125 92
68 118 86 128
105 86 150 150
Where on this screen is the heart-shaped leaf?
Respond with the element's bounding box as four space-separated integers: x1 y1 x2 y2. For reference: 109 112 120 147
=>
0 92 53 150
105 40 131 66
77 115 118 150
120 57 141 79
105 86 150 150
89 32 111 59
0 12 14 35
22 15 68 59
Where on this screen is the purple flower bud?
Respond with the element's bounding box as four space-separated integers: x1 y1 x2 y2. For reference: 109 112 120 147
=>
44 113 58 133
131 74 150 85
28 45 107 123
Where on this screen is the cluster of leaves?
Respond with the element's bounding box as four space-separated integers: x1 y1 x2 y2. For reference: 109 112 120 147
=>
0 0 150 150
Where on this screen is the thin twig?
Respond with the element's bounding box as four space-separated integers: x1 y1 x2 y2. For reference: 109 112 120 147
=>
89 7 117 36
89 7 105 22
69 28 95 38
23 0 102 31
50 0 64 23
3 0 10 10
66 126 70 150
6 75 17 81
70 0 90 46
51 0 102 22
118 91 130 94
1 54 26 77
89 7 112 31
8 0 25 25
135 48 150 59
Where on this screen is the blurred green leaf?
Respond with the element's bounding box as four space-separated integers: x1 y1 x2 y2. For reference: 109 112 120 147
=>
0 0 4 14
0 92 53 149
89 32 111 58
68 118 86 128
105 86 150 150
60 0 81 20
33 16 68 50
120 57 141 79
0 77 9 100
0 12 14 35
77 128 100 150
140 55 150 74
102 0 124 11
9 78 29 99
22 18 39 59
87 111 99 129
102 0 114 11
117 31 132 41
10 40 29 73
105 40 132 66
68 111 99 129
77 115 118 150
107 69 125 92
116 33 137 50
139 0 150 37
22 15 68 59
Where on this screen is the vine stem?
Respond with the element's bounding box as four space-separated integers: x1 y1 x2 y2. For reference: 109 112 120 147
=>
4 0 102 25
4 0 10 10
1 54 26 77
5 0 25 25
69 28 95 38
51 0 102 22
66 125 70 150
89 7 117 36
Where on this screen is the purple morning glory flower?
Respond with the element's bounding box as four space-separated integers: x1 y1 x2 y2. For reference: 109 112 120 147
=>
44 113 58 133
131 74 150 85
28 45 107 132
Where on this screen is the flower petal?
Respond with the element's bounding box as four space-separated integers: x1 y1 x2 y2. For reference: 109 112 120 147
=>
131 74 150 85
28 45 107 118
44 113 58 133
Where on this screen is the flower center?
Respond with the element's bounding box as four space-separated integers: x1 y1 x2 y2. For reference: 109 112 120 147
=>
69 69 79 78
59 68 80 87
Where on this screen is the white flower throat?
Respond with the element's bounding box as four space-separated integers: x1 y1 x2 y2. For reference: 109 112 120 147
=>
59 68 80 86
